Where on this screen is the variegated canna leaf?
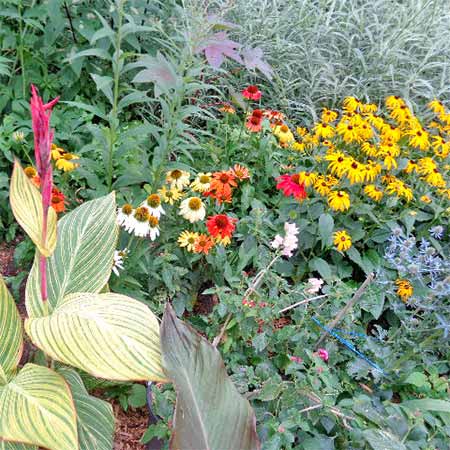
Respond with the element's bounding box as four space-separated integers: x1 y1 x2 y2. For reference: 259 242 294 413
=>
57 367 114 450
0 276 22 385
25 293 166 382
26 193 118 318
0 364 77 450
9 161 57 257
0 441 37 449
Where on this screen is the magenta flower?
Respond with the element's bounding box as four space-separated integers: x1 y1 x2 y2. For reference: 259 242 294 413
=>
317 348 329 362
30 85 59 302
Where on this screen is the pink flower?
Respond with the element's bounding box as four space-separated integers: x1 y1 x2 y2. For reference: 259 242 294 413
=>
290 356 303 364
242 85 262 100
306 278 324 294
275 174 307 200
317 348 329 362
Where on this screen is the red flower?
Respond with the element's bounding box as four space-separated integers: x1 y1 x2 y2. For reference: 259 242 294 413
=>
242 85 262 100
246 115 262 132
206 214 237 239
276 173 307 200
251 109 263 119
51 187 66 214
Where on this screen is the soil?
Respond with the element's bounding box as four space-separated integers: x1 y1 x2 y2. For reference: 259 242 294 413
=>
0 241 151 450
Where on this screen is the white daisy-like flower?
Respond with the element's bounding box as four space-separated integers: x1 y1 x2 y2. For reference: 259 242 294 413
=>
190 172 212 193
148 216 160 241
117 204 135 231
179 197 206 223
129 206 151 237
166 169 190 190
112 248 128 276
141 193 165 219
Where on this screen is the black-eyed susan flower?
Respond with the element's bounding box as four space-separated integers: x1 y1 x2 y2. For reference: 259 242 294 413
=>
385 179 413 202
298 171 318 187
166 169 190 190
364 185 383 202
385 95 405 110
404 160 419 174
313 122 335 139
292 141 305 152
328 190 351 212
407 127 430 150
420 195 432 204
333 230 352 252
423 169 446 188
321 108 338 123
178 230 199 252
158 185 183 205
395 279 413 302
428 99 445 115
336 121 361 144
179 197 206 223
190 172 212 193
345 160 365 184
343 96 361 113
55 153 79 172
313 176 332 196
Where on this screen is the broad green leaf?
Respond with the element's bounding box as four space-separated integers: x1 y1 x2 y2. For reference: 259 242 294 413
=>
0 441 36 449
0 364 77 450
363 429 406 450
26 193 118 317
309 257 332 280
25 293 166 382
401 399 450 413
57 367 114 450
161 304 260 450
0 277 22 385
403 372 429 388
9 161 57 257
318 213 334 249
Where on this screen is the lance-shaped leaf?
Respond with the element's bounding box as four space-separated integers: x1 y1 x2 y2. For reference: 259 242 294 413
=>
57 367 114 450
25 293 166 382
0 276 22 385
9 161 57 257
26 193 118 318
0 364 77 450
0 441 36 449
161 304 260 450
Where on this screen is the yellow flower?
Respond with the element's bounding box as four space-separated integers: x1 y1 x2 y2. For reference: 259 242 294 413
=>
361 142 378 158
364 185 383 202
395 279 413 302
273 124 295 145
360 103 378 114
166 169 190 190
389 104 412 124
158 185 183 205
362 161 382 183
404 160 419 174
313 122 335 139
321 109 338 123
428 99 445 115
431 136 450 159
190 172 212 193
423 170 446 188
333 230 352 252
336 121 361 144
345 160 365 184
366 113 385 130
24 166 37 178
380 124 402 142
215 235 231 246
55 153 79 172
385 96 405 110
328 190 351 212
296 127 308 137
407 127 430 150
298 171 318 187
343 97 361 113
292 141 305 152
417 157 437 174
326 152 350 177
385 179 413 202
51 143 65 160
420 195 432 204
313 176 332 196
177 230 199 252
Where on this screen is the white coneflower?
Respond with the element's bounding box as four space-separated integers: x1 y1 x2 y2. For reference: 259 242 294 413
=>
117 204 135 231
190 172 212 193
112 249 128 276
166 169 190 190
141 194 165 219
129 206 151 237
179 197 206 223
148 216 160 241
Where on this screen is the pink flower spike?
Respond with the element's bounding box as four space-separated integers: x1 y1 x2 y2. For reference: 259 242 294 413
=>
317 348 329 362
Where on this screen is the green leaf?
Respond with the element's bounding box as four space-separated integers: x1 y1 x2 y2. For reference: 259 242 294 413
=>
25 193 118 317
0 441 36 449
57 367 114 450
360 284 385 320
9 161 57 257
401 399 450 413
309 257 332 280
161 304 260 450
128 384 147 409
404 372 429 388
363 429 407 450
0 364 77 450
25 293 166 382
0 276 22 385
318 213 334 249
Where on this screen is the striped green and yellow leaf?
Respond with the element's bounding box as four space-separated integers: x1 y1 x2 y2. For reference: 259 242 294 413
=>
9 161 57 258
57 367 114 450
25 293 166 382
0 440 37 449
26 193 118 318
0 276 22 385
0 364 77 450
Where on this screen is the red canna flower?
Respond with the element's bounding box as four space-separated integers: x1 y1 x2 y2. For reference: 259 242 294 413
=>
276 173 307 200
242 85 262 100
206 214 238 239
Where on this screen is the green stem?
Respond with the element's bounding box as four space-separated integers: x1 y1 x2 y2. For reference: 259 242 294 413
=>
18 0 26 98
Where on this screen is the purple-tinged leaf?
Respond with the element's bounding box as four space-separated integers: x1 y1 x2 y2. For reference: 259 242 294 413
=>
242 47 274 80
196 32 242 69
161 303 261 450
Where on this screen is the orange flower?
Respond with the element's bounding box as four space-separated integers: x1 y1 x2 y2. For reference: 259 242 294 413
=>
219 103 235 114
231 164 250 180
210 170 237 194
51 187 66 213
194 234 215 255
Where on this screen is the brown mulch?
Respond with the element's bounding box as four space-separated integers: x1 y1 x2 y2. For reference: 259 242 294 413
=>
0 239 18 277
113 401 148 450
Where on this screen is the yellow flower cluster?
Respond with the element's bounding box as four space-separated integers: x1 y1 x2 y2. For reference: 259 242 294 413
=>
278 96 450 211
